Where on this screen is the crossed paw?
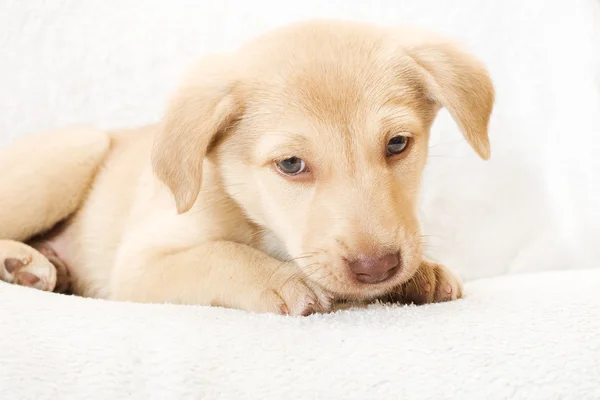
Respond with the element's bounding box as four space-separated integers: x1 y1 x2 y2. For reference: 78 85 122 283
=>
385 260 463 305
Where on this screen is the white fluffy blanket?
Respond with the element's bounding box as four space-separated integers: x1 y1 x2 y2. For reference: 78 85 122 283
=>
1 269 599 399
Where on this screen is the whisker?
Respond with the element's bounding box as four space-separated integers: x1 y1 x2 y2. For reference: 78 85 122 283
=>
278 262 321 292
266 251 321 286
299 263 326 281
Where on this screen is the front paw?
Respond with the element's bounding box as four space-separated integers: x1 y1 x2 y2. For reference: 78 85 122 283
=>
389 260 463 305
257 264 333 317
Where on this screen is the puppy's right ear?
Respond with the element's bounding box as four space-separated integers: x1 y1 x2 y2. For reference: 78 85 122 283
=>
152 55 242 214
399 29 495 160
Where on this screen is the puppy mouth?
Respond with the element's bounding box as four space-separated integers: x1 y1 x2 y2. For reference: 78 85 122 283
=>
353 266 399 284
300 260 417 301
348 267 416 299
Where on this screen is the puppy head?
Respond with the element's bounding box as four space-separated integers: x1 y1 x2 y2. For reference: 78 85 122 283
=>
152 20 494 300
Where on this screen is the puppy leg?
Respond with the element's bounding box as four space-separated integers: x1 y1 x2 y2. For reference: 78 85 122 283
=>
0 127 110 241
110 241 333 316
0 240 57 291
385 260 464 305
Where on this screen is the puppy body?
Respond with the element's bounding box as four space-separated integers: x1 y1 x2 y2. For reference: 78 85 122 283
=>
0 20 493 315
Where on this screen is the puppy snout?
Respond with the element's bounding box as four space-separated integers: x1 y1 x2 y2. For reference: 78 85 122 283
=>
348 252 400 284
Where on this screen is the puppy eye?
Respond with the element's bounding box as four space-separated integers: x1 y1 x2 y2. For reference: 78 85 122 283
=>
386 135 409 156
276 157 307 176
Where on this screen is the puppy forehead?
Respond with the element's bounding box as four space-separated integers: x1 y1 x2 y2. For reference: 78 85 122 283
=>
250 73 428 153
281 56 425 122
246 50 428 132
241 30 432 158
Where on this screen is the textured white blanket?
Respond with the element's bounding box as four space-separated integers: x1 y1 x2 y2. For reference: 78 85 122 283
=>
1 269 599 400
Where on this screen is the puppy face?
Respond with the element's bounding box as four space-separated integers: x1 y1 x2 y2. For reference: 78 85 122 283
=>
152 20 494 300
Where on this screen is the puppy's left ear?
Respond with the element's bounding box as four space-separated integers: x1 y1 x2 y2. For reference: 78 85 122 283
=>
405 35 495 159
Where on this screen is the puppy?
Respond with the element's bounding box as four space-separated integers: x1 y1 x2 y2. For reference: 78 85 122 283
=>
0 20 493 315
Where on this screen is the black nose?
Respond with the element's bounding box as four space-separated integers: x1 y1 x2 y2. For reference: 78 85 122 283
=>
348 252 400 284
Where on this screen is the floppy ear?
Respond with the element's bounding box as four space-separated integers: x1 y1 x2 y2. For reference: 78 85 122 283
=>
152 56 242 214
405 36 495 159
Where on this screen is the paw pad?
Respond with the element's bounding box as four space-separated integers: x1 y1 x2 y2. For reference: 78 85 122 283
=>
4 257 31 273
15 271 41 286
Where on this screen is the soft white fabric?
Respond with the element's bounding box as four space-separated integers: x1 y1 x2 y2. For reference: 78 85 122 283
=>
1 1 600 399
1 269 599 400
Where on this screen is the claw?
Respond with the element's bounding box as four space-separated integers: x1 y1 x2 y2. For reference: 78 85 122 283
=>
444 284 452 294
279 304 290 315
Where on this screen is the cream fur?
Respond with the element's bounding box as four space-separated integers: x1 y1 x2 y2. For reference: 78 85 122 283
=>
0 127 110 241
0 20 493 315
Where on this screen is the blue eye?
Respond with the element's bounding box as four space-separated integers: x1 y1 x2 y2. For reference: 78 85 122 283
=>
276 157 307 175
386 136 409 156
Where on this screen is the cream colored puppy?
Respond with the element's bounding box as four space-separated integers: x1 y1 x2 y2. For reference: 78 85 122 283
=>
0 20 493 315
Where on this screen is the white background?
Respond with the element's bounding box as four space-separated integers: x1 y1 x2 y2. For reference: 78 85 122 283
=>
1 0 599 280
